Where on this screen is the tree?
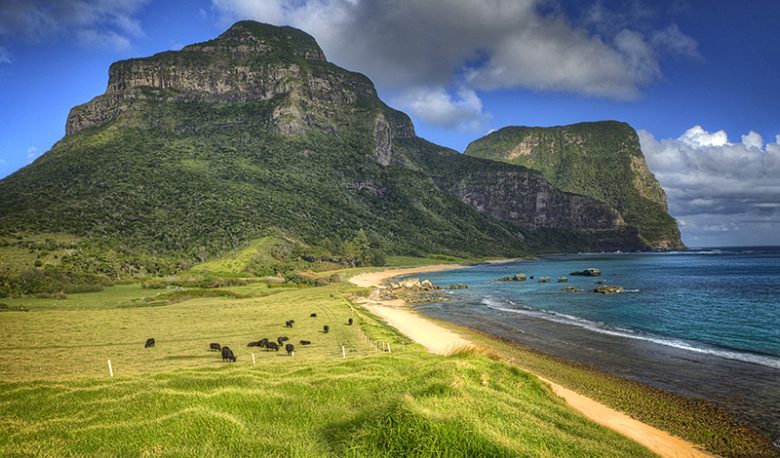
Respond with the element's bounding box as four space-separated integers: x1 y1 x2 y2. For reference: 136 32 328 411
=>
343 229 371 267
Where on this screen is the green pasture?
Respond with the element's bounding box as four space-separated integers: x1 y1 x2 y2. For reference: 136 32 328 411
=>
0 280 658 457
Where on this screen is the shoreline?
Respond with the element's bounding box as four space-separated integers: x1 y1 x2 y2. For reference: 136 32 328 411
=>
349 264 712 458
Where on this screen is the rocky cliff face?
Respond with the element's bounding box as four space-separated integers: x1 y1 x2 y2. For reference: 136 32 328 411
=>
392 141 643 251
66 21 412 139
430 158 624 231
465 122 684 250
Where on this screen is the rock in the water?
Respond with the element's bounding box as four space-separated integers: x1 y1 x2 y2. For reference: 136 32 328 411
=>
593 285 623 294
556 276 569 283
447 283 469 289
538 276 551 283
495 273 527 282
571 268 601 277
561 286 582 292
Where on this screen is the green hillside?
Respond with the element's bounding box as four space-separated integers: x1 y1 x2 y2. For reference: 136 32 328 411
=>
0 23 656 296
465 122 684 250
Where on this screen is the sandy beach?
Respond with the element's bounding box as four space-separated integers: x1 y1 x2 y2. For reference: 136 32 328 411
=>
350 265 711 458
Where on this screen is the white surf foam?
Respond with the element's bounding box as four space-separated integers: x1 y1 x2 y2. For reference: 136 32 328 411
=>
480 298 780 370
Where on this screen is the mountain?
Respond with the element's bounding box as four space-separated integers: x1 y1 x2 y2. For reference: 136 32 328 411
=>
465 122 684 250
0 22 659 294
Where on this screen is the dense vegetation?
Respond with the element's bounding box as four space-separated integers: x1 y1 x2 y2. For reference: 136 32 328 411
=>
0 23 679 296
465 122 683 249
0 98 534 295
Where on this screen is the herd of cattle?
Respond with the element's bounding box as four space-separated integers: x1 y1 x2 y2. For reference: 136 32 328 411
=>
143 312 355 363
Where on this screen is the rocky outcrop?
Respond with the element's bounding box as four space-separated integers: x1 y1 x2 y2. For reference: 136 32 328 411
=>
66 22 384 136
495 273 527 282
373 113 393 166
571 268 601 276
465 121 685 250
436 168 624 231
594 285 623 294
389 278 440 291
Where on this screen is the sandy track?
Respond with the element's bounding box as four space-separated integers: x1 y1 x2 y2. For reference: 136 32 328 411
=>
348 264 468 288
350 266 711 458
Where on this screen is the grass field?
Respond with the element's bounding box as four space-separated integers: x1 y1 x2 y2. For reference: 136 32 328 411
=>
0 279 658 457
435 321 777 458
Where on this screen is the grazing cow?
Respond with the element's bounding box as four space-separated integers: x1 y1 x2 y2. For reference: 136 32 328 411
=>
285 343 295 356
323 325 329 334
299 340 311 345
209 343 221 351
221 346 237 362
277 336 289 346
310 313 317 318
348 317 353 325
266 342 280 352
285 320 294 328
145 338 155 348
247 341 260 347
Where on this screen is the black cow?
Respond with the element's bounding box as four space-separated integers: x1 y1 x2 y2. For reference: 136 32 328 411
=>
221 346 237 362
285 320 294 328
285 343 295 355
247 341 260 347
209 343 221 351
277 336 289 346
299 340 311 345
310 313 318 318
323 325 329 334
266 342 280 352
145 338 155 348
348 317 354 325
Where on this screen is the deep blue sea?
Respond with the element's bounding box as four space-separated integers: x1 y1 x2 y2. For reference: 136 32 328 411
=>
410 247 780 369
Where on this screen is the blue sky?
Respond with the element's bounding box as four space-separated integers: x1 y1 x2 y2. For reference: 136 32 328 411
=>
1 0 779 247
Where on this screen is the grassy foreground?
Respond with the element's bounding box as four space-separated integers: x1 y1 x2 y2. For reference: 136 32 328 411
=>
0 279 656 457
434 321 777 458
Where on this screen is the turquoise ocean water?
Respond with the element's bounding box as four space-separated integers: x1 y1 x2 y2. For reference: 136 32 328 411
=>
412 247 780 368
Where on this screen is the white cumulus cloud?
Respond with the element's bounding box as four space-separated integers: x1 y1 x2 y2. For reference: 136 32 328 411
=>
741 131 764 150
211 0 700 128
678 125 729 147
396 86 489 131
640 126 780 246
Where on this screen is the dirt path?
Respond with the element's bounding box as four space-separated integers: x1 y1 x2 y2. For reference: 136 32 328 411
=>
348 264 468 288
350 267 711 458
